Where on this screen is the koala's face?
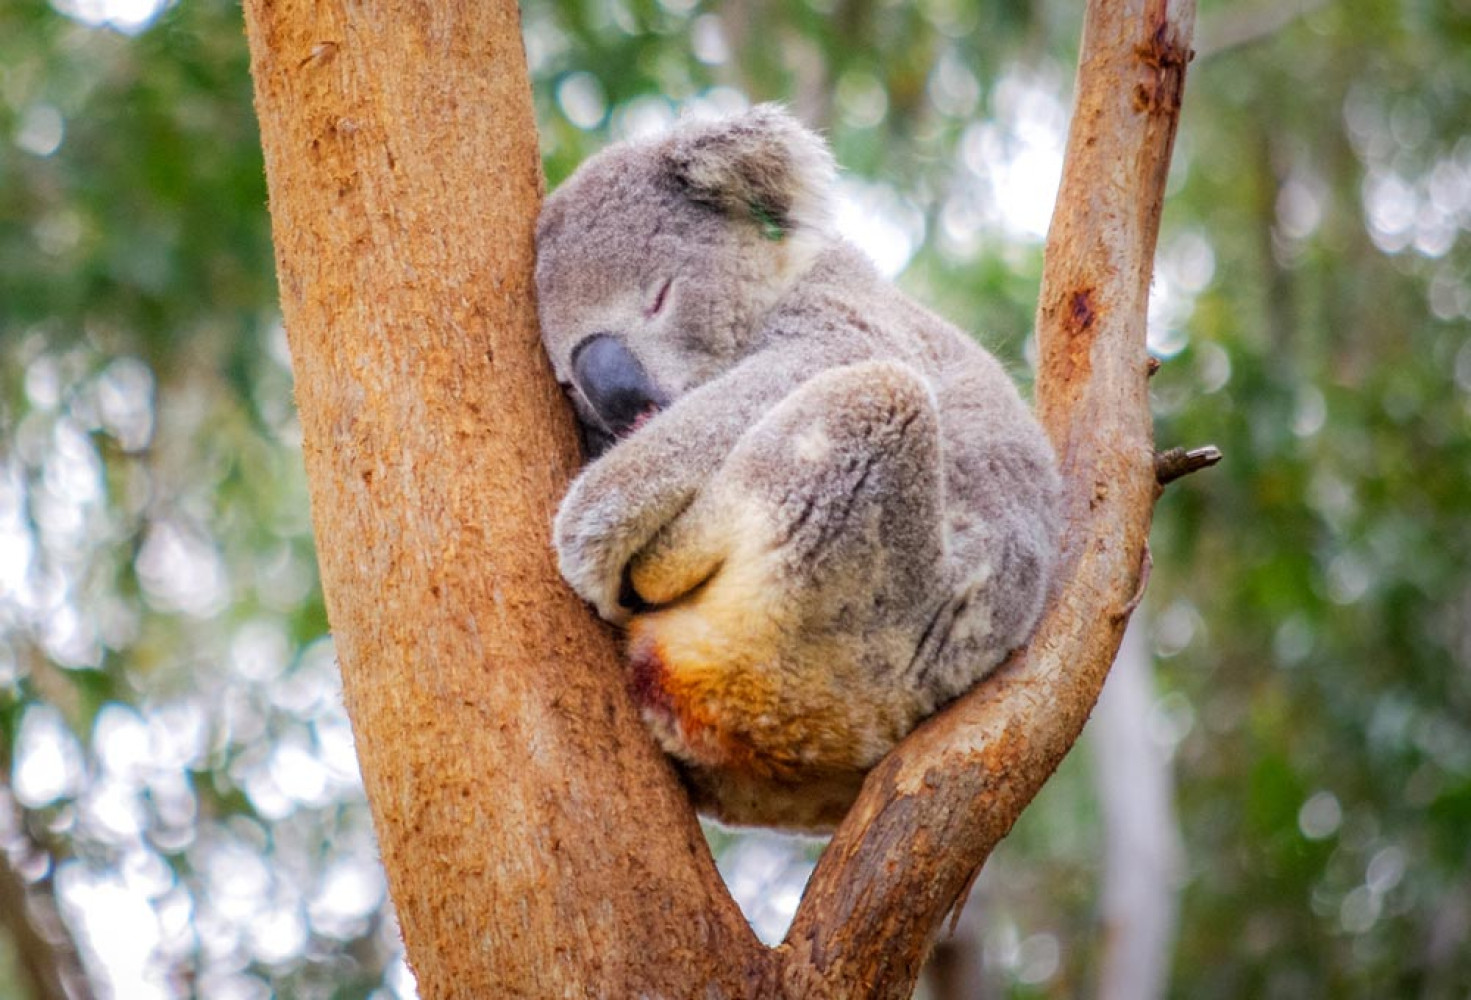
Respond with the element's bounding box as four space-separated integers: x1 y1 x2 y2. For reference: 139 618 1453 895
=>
535 106 834 456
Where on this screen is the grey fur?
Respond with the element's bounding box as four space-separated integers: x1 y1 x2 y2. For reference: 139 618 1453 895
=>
535 105 1062 831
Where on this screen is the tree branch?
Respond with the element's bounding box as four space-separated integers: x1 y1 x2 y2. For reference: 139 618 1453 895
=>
1155 445 1223 484
777 1 1197 995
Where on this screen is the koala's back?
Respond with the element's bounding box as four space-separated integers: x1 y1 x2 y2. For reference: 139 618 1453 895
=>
757 243 1057 566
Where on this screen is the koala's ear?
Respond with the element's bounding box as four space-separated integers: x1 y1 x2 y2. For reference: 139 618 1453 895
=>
663 104 836 239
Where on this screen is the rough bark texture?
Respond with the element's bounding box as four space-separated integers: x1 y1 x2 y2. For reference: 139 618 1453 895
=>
241 3 763 996
243 0 1195 995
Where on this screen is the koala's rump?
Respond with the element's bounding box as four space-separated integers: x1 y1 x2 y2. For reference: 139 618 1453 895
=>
627 596 921 781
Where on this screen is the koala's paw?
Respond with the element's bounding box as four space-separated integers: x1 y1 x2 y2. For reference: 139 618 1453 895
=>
552 475 638 625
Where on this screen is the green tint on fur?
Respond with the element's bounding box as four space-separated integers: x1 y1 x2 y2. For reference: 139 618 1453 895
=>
750 203 786 241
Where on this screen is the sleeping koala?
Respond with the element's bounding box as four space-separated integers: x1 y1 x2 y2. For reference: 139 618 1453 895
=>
535 105 1061 832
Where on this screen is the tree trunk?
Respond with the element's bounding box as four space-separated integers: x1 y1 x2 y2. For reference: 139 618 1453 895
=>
241 3 764 996
242 0 1196 995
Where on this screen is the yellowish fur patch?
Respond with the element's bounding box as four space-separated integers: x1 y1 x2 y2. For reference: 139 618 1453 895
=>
627 526 918 780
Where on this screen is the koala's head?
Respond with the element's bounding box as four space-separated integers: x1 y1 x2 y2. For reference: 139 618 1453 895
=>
536 104 835 456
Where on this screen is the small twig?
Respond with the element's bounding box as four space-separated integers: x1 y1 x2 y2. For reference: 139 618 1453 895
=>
1154 445 1221 485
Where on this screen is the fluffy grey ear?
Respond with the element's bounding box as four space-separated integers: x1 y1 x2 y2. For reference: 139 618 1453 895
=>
663 104 836 239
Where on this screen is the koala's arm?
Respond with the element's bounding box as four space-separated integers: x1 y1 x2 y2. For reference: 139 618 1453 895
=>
553 343 860 622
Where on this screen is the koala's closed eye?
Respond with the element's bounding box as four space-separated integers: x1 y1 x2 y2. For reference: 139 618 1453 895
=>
645 278 673 319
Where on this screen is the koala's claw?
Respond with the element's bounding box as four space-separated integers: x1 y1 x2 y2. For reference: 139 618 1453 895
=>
552 487 625 622
553 550 624 625
553 467 684 625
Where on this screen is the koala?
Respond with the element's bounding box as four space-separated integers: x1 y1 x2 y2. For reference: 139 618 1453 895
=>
535 105 1062 832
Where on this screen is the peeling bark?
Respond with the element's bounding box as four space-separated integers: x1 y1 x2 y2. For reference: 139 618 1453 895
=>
242 0 1196 995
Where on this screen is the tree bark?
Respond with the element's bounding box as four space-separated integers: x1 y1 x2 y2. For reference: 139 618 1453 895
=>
241 3 763 996
242 0 1195 995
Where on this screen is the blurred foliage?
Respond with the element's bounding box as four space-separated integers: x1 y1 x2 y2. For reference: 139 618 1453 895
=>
2 0 1470 997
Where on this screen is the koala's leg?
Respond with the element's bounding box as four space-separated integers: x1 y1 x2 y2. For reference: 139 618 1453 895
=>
630 359 945 620
553 342 866 623
905 423 1060 708
626 360 947 776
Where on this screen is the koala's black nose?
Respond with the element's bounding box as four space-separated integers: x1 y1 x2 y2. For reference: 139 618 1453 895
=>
570 334 667 451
